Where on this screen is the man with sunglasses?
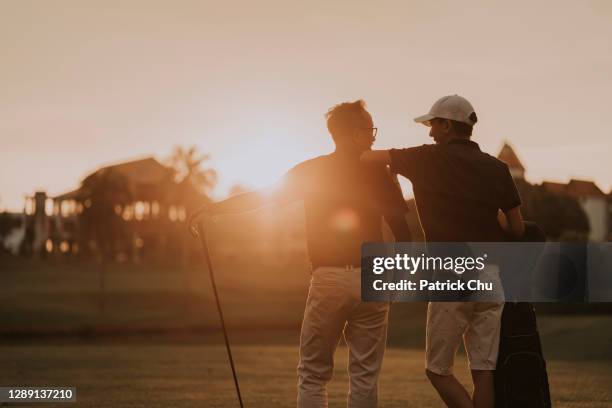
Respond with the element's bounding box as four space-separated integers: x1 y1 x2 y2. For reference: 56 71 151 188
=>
190 100 412 407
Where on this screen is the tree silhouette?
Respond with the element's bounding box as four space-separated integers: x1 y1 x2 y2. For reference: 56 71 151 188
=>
167 146 217 196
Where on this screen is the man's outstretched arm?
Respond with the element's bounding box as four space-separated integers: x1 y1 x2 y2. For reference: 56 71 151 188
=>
189 166 305 224
360 150 391 165
206 187 279 215
187 186 288 236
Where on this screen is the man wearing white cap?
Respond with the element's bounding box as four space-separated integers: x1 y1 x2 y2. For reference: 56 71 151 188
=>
361 95 525 408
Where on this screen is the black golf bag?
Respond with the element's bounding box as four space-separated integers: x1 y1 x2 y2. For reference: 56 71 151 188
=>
494 302 551 408
494 222 551 408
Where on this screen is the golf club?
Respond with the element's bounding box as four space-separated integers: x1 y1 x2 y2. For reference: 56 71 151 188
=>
192 218 244 408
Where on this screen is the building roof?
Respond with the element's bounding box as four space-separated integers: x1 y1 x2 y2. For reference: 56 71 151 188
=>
566 179 606 198
85 157 173 186
53 188 83 201
541 181 567 195
541 179 606 199
495 142 608 202
497 143 525 172
53 157 175 201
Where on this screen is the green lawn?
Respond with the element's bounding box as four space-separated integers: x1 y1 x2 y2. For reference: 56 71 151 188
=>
1 257 611 407
1 342 610 408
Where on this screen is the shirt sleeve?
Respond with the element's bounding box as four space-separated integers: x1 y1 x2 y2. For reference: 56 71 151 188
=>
388 146 429 182
498 164 522 211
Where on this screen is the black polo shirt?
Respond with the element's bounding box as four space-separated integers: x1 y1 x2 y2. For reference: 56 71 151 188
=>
274 151 409 268
389 139 521 242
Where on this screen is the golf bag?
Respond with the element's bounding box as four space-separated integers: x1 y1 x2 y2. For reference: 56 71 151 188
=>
494 302 551 408
495 222 551 408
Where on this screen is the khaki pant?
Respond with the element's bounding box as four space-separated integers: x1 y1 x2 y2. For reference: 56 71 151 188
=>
297 266 389 408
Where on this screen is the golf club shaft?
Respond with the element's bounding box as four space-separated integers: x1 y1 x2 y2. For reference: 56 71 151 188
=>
198 221 244 408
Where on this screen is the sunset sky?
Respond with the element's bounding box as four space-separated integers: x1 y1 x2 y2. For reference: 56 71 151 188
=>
2 0 612 211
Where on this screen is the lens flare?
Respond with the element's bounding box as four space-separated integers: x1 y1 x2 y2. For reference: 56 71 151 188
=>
329 208 360 232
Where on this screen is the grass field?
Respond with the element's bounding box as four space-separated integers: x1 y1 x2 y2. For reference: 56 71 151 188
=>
1 340 611 408
1 257 611 407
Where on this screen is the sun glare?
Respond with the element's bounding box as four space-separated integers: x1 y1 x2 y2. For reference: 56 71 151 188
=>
215 133 318 198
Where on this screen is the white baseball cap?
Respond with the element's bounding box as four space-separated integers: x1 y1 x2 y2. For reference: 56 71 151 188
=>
414 95 477 127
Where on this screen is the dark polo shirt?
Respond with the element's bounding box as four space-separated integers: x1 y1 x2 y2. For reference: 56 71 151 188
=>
274 151 410 268
389 139 521 242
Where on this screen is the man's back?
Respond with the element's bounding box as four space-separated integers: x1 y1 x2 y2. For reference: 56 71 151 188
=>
278 151 408 267
389 138 521 242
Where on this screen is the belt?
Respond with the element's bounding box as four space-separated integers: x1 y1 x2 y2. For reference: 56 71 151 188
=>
310 263 358 273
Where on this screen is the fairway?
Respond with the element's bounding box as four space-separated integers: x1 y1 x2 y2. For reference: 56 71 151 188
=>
1 340 611 408
1 259 611 407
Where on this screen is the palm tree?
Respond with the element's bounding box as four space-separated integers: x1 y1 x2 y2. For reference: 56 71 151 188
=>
167 146 217 196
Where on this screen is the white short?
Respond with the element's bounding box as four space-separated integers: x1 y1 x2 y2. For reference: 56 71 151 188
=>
425 301 503 375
